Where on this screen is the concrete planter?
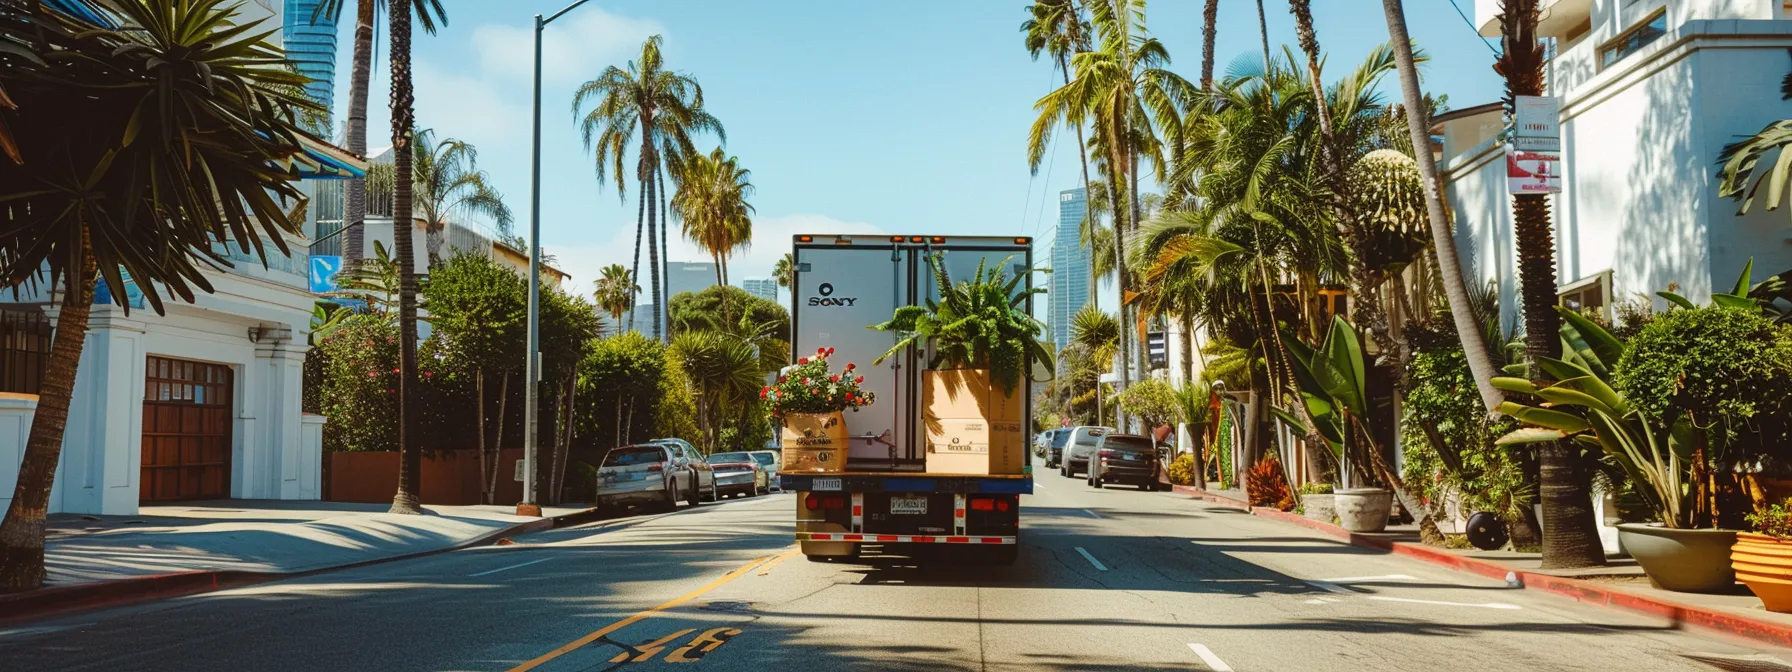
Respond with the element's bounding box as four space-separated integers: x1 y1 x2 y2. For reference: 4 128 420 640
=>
1301 494 1335 524
1733 532 1792 611
1334 488 1392 532
1617 524 1737 593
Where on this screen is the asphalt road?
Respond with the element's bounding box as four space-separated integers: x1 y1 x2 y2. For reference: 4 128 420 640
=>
2 479 1788 671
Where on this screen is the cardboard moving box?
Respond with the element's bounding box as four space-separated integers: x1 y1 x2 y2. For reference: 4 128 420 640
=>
923 370 1025 475
782 412 847 473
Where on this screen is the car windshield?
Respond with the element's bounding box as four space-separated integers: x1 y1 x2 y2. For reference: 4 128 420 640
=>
709 452 753 464
1102 436 1155 451
1050 431 1071 448
605 446 665 467
1074 430 1107 446
749 453 777 467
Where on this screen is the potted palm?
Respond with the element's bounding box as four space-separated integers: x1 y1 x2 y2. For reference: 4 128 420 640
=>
873 254 1052 474
1278 317 1392 532
764 348 874 473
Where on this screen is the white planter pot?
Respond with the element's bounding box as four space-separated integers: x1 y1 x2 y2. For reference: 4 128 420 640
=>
1301 494 1335 523
1334 488 1393 532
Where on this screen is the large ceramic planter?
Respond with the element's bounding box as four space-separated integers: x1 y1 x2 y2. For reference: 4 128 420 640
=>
1302 494 1335 524
1617 524 1737 593
1334 488 1392 532
1733 532 1792 611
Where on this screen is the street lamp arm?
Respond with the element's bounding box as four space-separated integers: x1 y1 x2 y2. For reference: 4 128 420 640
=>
544 0 602 26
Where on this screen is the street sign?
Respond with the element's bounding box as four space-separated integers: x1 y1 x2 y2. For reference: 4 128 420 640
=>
1508 96 1562 193
310 255 343 294
1513 96 1559 142
1507 148 1562 194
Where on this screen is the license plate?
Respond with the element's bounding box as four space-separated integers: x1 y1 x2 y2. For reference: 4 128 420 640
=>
813 477 842 491
891 496 928 515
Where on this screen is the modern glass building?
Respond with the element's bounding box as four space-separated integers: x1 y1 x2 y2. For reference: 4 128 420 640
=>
1048 188 1091 352
741 278 778 301
283 0 338 126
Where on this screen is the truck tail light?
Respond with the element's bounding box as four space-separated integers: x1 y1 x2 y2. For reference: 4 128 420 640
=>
997 498 1011 512
804 494 846 510
970 498 995 511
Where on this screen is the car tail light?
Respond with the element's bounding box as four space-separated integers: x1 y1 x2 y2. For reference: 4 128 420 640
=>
1099 449 1115 459
646 463 664 471
804 494 847 510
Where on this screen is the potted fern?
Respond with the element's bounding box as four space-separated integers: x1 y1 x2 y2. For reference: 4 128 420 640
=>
872 253 1052 473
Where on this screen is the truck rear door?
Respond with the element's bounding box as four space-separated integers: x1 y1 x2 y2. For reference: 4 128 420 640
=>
791 242 910 466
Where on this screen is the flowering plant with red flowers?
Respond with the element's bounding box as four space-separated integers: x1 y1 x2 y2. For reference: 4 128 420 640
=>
762 347 875 419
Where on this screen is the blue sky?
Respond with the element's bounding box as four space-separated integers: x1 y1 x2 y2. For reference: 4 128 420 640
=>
321 0 1504 297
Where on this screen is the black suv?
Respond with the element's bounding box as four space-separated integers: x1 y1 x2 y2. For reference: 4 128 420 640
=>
1086 433 1169 491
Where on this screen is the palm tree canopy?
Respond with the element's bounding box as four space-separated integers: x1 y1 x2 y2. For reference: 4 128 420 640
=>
773 253 794 288
410 128 513 234
672 147 754 262
593 263 640 320
310 0 448 35
1022 0 1091 70
572 34 725 199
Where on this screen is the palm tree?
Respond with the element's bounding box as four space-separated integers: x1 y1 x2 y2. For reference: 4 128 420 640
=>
1379 0 1504 413
1255 0 1273 71
594 264 640 327
407 128 512 267
1024 0 1100 305
0 0 323 590
312 0 447 264
387 0 423 515
573 35 724 344
671 147 754 287
1496 0 1605 569
672 331 763 455
1199 0 1219 90
773 252 794 290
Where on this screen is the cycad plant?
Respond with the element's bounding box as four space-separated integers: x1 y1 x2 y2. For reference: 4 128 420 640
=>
873 254 1054 394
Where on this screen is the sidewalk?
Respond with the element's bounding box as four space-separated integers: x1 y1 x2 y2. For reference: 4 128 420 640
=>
1173 485 1792 649
3 500 596 624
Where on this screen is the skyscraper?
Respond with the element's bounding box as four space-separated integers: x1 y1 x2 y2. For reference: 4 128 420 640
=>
1048 188 1091 352
283 0 338 125
741 278 778 301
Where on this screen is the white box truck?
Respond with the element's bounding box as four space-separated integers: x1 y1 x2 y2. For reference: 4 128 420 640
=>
782 234 1037 565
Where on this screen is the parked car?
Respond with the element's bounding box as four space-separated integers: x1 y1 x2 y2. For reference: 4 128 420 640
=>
1059 426 1114 478
1035 428 1071 469
746 449 783 491
647 438 717 501
707 452 768 498
1086 433 1169 491
596 444 692 512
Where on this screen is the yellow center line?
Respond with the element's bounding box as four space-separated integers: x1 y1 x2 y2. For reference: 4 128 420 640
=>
755 550 796 576
507 547 799 672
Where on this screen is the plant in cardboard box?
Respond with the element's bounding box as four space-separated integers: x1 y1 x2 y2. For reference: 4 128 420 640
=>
872 253 1052 474
764 347 874 473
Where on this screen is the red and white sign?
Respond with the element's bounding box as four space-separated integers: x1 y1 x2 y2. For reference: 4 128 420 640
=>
1507 148 1561 194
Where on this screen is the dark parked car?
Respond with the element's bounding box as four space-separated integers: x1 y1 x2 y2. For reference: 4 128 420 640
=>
1086 433 1169 491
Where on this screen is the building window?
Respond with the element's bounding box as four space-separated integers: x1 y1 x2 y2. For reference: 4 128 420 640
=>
1599 8 1667 70
0 306 51 395
1559 270 1613 322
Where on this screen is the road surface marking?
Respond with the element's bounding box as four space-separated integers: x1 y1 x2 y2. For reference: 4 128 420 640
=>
665 627 742 663
1304 580 1354 595
1074 546 1108 571
1367 596 1521 610
609 629 695 663
1083 509 1103 519
1320 574 1416 583
470 557 553 577
1187 643 1234 671
757 551 794 576
1302 596 1341 604
1032 482 1045 489
507 548 798 671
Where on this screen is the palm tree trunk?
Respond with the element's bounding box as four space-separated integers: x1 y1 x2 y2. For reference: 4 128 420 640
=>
1058 52 1100 313
627 184 647 333
476 367 489 504
389 0 422 515
343 0 374 263
0 233 94 592
1200 0 1219 90
557 375 576 503
1127 148 1149 385
1256 0 1273 71
644 162 663 343
1380 0 1504 413
659 168 671 343
489 369 509 501
1499 0 1604 569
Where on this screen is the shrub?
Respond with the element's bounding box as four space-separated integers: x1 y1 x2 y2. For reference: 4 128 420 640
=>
317 314 400 452
1114 378 1179 429
1614 306 1792 459
1299 482 1333 495
1167 453 1196 485
1246 455 1294 511
1748 501 1792 539
1399 345 1528 520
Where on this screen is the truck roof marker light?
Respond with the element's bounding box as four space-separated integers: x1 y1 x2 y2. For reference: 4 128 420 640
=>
908 236 924 243
797 235 813 243
930 236 946 244
890 236 905 243
835 236 852 245
1015 237 1030 245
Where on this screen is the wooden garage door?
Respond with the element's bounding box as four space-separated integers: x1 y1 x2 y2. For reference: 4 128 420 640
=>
141 356 233 502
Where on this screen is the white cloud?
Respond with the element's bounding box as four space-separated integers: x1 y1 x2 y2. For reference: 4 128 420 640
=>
548 213 887 298
471 9 665 86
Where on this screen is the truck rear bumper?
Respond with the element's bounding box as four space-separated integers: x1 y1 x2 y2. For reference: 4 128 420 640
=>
798 532 1016 545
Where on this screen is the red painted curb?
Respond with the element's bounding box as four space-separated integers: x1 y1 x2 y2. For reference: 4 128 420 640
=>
1171 485 1792 649
0 511 579 626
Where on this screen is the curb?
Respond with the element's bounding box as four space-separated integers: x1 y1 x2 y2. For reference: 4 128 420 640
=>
1171 485 1792 649
0 507 597 627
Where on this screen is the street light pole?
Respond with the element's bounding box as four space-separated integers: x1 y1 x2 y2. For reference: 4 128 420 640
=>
522 0 601 517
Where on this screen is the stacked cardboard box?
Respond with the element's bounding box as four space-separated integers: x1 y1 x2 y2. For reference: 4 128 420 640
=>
923 370 1025 475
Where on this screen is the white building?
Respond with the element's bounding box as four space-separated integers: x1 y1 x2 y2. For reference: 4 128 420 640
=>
1442 0 1792 333
741 277 778 302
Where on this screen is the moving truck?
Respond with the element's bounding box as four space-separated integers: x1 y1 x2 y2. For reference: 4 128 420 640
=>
781 234 1038 565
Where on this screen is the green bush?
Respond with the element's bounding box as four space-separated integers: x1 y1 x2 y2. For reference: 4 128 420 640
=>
317 314 400 452
1299 482 1333 495
1167 453 1196 485
1115 378 1179 429
1614 306 1792 458
1399 345 1528 520
1748 500 1792 539
577 331 674 448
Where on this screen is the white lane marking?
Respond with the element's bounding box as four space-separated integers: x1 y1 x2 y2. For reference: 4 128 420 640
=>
1082 508 1103 519
1367 596 1521 610
1187 643 1234 671
1305 580 1354 595
1320 573 1416 583
469 556 553 577
1074 546 1108 571
1032 482 1045 489
0 623 94 640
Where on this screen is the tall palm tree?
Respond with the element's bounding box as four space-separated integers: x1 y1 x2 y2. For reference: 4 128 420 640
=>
1199 0 1219 91
574 35 724 344
1496 0 1605 569
0 0 323 590
1024 0 1099 305
773 252 794 290
594 264 640 327
387 0 422 515
1255 0 1272 71
1379 0 1504 413
407 128 512 267
313 0 447 264
672 147 754 287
